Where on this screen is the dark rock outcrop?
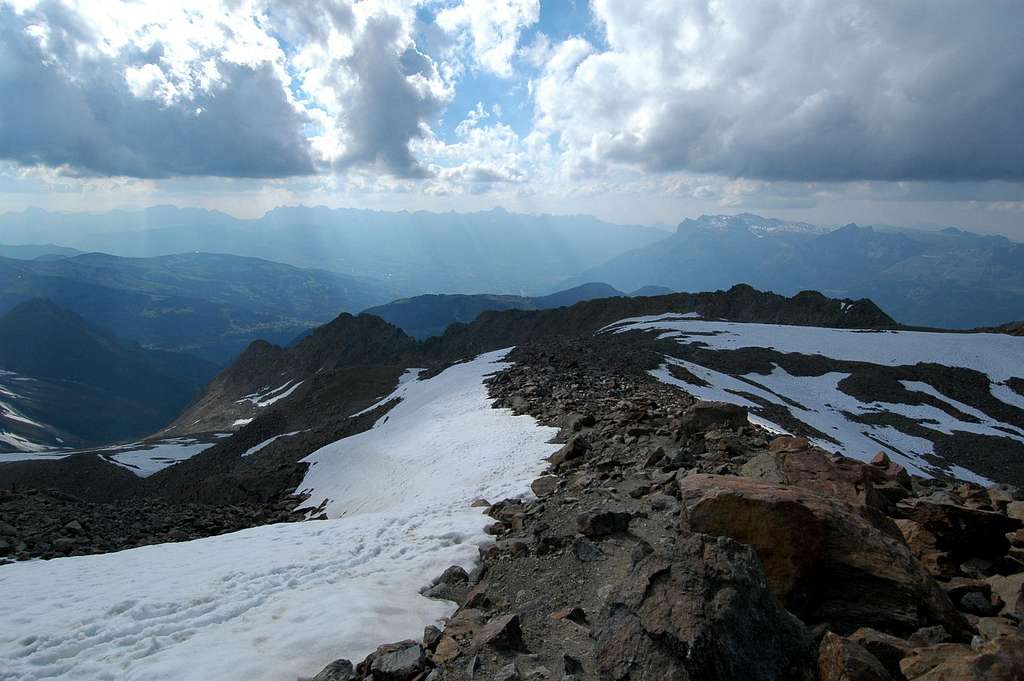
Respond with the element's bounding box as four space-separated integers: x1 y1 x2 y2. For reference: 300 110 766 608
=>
595 533 817 681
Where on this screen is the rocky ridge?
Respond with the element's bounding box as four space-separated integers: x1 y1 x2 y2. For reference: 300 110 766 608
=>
307 335 1024 681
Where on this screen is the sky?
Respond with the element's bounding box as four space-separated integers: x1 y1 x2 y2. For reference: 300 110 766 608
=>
0 0 1022 236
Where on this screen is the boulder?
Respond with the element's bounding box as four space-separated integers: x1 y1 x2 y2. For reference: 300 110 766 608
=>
900 638 1024 680
549 435 589 468
576 509 634 538
530 476 559 498
988 573 1024 616
678 474 971 638
895 519 958 579
366 642 427 681
595 533 817 681
471 614 525 652
897 499 1021 563
849 628 912 678
818 632 893 681
899 643 972 678
679 401 748 436
742 441 891 509
312 659 356 681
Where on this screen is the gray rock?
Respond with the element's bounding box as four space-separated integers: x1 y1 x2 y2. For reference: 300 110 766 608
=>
311 659 356 681
576 509 633 538
572 537 603 562
370 642 426 681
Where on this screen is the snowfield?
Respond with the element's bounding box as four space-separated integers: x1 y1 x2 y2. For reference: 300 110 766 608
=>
104 436 229 477
606 315 1024 483
0 349 559 681
0 436 228 475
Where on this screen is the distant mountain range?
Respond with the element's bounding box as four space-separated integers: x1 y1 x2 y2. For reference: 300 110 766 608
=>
0 205 667 295
2 207 1021 330
0 252 390 362
567 213 1024 328
0 243 83 260
0 300 217 450
363 282 625 339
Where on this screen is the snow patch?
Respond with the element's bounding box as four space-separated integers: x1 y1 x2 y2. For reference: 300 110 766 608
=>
104 438 223 477
605 316 1024 381
0 349 559 681
631 314 1024 483
242 431 302 458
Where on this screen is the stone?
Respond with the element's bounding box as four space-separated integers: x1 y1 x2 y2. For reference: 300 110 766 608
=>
987 573 1024 616
648 493 680 513
679 401 748 435
312 659 356 681
550 606 588 626
742 444 888 508
432 636 461 663
514 654 550 680
908 626 951 647
561 654 583 676
549 436 589 467
899 643 971 678
897 499 1021 562
52 537 77 551
62 520 84 535
895 519 958 579
1006 501 1024 522
434 565 469 586
959 591 1002 617
818 632 893 681
369 642 427 681
975 617 1019 641
494 663 519 681
900 638 1024 680
848 628 912 678
572 537 603 562
575 509 633 538
595 533 817 681
471 614 525 652
678 474 971 638
470 498 491 508
531 476 559 498
423 625 443 651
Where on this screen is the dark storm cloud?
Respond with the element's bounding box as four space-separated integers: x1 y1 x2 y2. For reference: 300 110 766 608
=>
0 4 317 179
560 0 1024 183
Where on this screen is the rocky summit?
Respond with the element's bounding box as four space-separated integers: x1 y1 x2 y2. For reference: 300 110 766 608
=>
300 331 1024 681
2 286 1023 681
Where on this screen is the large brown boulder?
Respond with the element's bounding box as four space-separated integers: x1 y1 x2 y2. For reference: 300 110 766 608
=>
678 474 971 638
741 438 896 509
595 533 817 681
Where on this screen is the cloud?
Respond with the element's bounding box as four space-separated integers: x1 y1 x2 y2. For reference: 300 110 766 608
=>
436 0 539 77
324 12 451 178
0 0 453 179
0 2 317 178
533 0 1024 183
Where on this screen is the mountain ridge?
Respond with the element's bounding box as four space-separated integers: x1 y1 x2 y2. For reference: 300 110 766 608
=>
568 213 1024 328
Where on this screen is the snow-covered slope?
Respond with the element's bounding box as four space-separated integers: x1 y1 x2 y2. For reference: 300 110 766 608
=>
604 314 1024 483
0 349 559 681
